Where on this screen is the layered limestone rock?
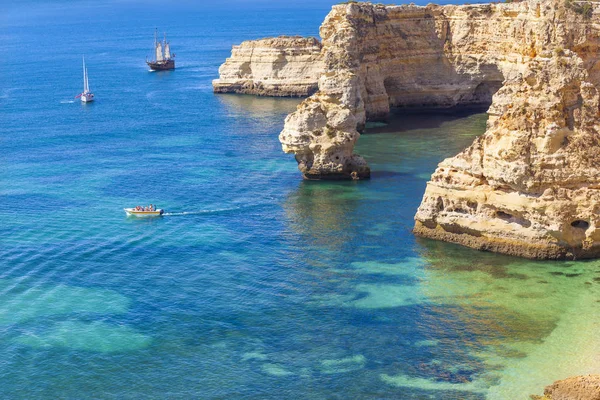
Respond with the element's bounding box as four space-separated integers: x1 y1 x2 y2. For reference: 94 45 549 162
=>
213 36 324 97
532 375 600 400
415 53 600 259
273 0 600 258
415 2 600 259
279 2 518 180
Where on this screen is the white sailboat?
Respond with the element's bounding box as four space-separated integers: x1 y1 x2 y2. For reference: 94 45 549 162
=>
76 56 94 103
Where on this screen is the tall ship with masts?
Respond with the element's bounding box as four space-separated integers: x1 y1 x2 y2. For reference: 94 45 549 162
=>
147 29 175 71
76 56 94 103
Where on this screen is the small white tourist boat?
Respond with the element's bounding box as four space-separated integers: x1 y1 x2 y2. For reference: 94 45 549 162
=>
124 208 164 218
76 56 94 103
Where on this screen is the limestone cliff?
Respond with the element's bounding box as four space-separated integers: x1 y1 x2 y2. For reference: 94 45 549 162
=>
213 36 324 97
415 51 600 259
279 2 516 180
275 0 600 258
414 2 600 259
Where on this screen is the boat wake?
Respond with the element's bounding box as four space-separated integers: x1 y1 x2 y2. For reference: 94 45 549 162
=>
162 206 242 217
60 100 75 104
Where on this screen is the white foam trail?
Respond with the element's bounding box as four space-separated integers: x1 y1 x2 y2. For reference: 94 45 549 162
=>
162 206 242 217
0 88 16 99
60 100 75 104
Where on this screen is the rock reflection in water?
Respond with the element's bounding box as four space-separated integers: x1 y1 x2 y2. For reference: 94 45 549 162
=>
215 93 302 121
284 181 365 253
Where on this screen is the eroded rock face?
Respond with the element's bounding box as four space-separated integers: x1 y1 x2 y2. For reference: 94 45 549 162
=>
275 0 600 258
416 53 600 259
415 2 600 260
212 36 324 97
279 2 525 180
532 375 600 400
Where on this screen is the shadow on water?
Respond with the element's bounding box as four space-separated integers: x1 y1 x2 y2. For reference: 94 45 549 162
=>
356 106 489 186
364 105 490 135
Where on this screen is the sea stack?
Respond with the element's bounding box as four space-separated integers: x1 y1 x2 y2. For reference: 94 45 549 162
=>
278 2 514 180
274 0 600 258
212 36 324 97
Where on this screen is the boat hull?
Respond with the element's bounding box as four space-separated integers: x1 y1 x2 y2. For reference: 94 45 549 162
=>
81 93 94 103
147 60 175 71
124 208 164 218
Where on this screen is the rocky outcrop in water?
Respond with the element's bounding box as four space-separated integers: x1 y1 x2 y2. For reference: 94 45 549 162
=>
279 2 513 180
275 0 600 259
413 1 600 260
213 36 324 97
415 51 600 259
532 375 600 400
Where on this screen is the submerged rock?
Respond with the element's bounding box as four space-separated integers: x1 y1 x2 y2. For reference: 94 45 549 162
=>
213 36 324 97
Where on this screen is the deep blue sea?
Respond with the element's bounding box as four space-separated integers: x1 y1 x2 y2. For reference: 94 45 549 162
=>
2 1 600 399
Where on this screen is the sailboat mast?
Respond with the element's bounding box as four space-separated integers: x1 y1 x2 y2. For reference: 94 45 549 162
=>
83 56 86 91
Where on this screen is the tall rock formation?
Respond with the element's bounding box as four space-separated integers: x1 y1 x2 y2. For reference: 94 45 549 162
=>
275 0 600 259
213 36 324 97
414 2 600 259
415 52 600 259
279 2 512 180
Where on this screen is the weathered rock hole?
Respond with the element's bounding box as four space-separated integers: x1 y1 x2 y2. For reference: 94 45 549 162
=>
495 211 513 220
472 80 504 104
571 220 590 229
436 197 444 212
494 210 531 227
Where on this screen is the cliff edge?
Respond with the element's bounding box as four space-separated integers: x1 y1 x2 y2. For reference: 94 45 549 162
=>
213 36 324 97
276 0 600 259
414 0 600 259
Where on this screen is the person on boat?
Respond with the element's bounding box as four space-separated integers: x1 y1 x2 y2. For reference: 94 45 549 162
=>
149 204 154 211
136 206 141 211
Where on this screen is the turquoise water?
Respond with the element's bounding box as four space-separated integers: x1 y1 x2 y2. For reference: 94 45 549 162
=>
2 1 600 398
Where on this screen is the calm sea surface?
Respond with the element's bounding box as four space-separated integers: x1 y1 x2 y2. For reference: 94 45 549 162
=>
2 1 600 399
